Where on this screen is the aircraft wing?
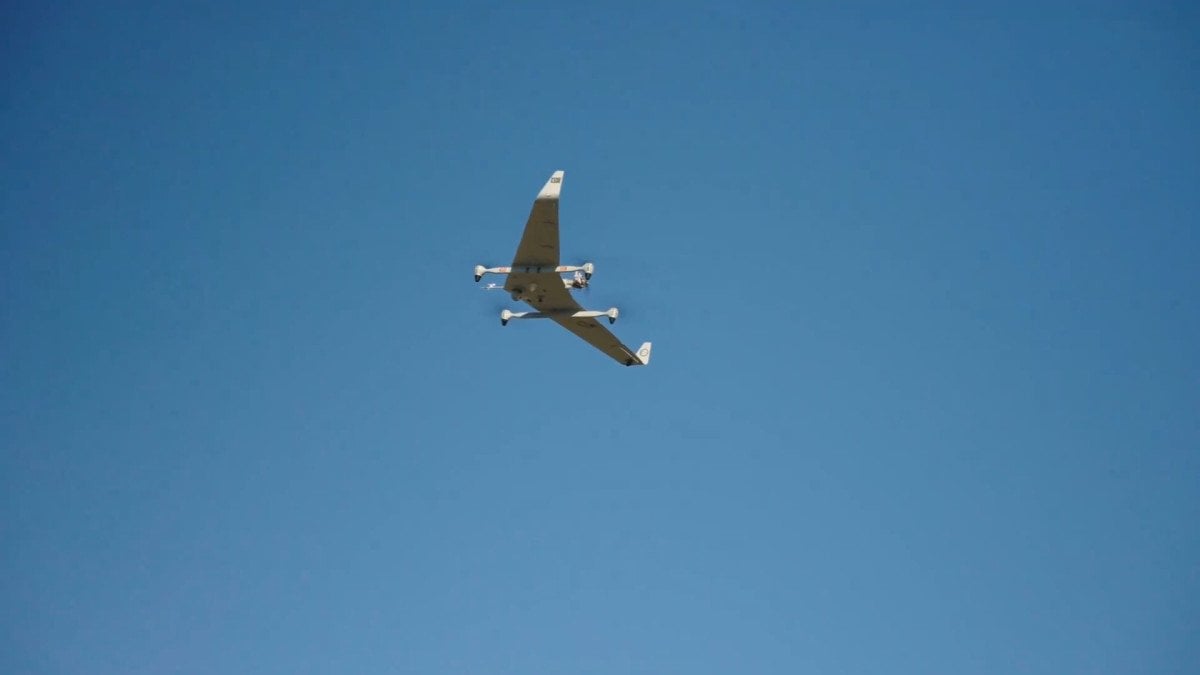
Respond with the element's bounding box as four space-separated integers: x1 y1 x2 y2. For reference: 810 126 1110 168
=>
528 278 651 367
510 170 563 267
549 313 652 366
497 170 652 367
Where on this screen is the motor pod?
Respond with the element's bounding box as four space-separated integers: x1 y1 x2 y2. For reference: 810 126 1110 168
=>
606 307 619 324
500 309 512 326
474 265 486 282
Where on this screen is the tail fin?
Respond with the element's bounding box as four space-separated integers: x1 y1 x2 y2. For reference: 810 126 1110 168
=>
537 170 564 201
635 342 653 365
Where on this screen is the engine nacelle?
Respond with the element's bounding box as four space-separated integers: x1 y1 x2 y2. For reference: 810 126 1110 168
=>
500 307 617 326
476 263 593 282
501 308 548 325
474 265 513 282
556 262 594 279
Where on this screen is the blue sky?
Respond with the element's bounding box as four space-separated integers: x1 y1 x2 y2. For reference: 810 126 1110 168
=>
2 3 1198 673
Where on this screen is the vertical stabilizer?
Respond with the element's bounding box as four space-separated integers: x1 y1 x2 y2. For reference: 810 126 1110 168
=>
635 342 653 365
537 170 565 201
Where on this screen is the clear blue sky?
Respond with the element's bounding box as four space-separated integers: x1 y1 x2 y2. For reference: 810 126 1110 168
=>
3 3 1197 673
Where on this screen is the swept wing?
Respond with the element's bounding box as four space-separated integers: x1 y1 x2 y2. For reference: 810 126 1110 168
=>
496 170 652 367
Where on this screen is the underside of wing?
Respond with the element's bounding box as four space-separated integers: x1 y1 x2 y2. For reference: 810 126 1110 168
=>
549 313 647 366
510 170 563 267
517 274 579 310
495 170 651 367
512 278 646 366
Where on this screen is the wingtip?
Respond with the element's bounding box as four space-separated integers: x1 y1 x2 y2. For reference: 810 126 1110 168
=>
636 341 652 365
536 170 565 200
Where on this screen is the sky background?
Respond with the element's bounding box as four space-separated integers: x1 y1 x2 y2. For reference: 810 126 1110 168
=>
2 3 1198 673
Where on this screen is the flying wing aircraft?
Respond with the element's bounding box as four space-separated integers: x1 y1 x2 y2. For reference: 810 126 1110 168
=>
474 170 652 367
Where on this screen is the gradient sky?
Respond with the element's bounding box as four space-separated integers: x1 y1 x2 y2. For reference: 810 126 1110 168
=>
3 3 1198 674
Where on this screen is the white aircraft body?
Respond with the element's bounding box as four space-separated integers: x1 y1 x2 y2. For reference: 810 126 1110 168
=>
474 170 652 367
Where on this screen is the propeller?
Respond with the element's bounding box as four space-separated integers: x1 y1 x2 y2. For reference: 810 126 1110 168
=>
573 270 591 292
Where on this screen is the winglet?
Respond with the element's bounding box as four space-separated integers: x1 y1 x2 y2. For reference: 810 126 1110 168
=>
537 170 564 201
635 342 652 366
